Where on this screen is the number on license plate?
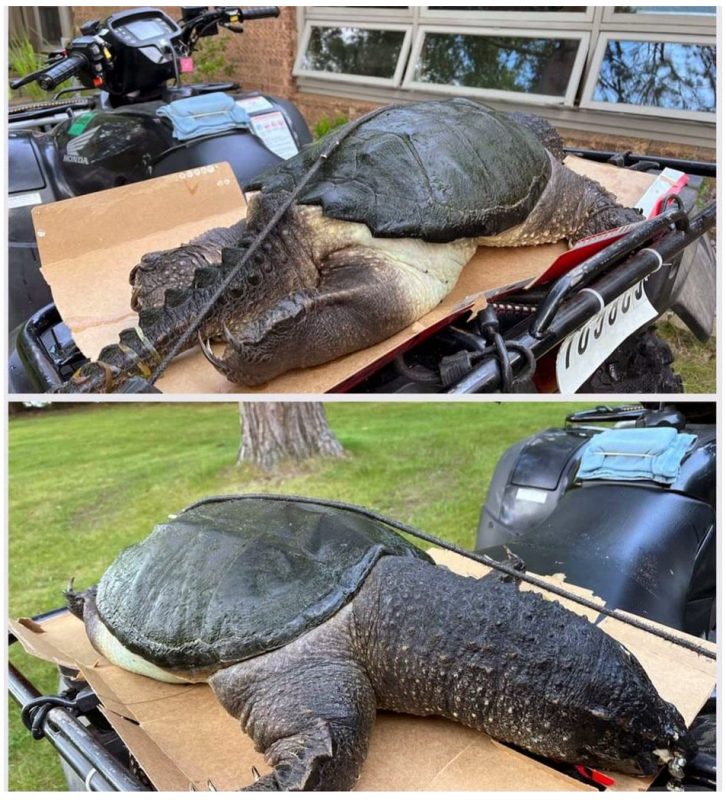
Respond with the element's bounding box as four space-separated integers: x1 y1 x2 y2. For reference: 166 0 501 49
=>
556 280 658 393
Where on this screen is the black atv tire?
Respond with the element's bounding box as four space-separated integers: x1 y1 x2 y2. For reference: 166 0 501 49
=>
579 326 683 394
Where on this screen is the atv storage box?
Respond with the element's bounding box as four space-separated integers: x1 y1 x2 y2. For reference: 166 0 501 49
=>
33 160 656 393
10 549 716 792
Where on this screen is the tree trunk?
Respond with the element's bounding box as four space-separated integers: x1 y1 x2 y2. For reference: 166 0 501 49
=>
237 402 345 471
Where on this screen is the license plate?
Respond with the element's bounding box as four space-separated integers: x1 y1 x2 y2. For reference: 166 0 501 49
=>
556 280 658 393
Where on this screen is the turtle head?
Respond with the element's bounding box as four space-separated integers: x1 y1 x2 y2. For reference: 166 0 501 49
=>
567 644 695 776
575 697 694 777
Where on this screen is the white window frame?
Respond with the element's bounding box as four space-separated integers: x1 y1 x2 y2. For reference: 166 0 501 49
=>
402 25 590 107
293 20 413 88
602 6 716 34
580 31 716 123
304 6 415 24
420 6 595 25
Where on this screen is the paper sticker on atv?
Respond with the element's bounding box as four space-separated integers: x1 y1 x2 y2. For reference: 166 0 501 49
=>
556 279 658 394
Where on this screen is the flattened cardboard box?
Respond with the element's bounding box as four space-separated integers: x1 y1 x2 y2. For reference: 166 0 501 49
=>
34 160 654 393
11 549 715 792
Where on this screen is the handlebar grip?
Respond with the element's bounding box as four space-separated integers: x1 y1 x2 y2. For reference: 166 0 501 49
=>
239 6 280 21
37 52 88 91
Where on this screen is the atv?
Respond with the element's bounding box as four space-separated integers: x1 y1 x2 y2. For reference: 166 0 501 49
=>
9 5 311 334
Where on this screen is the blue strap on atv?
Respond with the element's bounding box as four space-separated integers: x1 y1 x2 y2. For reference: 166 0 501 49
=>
576 427 697 484
156 92 251 141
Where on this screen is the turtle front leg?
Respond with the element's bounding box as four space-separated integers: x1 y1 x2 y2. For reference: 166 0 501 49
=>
211 245 470 385
208 610 376 791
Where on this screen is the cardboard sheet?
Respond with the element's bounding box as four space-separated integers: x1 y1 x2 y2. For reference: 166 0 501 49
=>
11 548 715 792
34 159 654 394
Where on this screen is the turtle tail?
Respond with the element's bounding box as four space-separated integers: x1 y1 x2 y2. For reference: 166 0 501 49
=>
570 184 644 243
502 113 644 245
55 271 224 394
504 111 566 162
64 578 97 620
536 158 644 247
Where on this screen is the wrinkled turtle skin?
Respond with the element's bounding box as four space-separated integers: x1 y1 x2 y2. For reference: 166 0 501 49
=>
61 99 642 392
67 496 693 791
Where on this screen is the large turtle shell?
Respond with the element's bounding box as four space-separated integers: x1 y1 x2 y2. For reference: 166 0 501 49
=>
95 496 430 670
247 97 551 243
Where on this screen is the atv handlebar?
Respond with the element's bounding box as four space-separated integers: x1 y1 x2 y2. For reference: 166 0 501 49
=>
180 6 280 46
37 52 89 91
10 6 281 96
235 6 279 21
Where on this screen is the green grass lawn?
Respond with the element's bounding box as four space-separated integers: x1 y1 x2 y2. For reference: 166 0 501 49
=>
9 400 591 790
658 321 717 394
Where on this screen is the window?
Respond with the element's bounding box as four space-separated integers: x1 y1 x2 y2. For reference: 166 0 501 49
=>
295 6 716 132
294 22 412 86
404 26 588 105
582 33 716 121
605 6 716 26
612 5 715 14
8 6 74 49
422 7 593 23
428 6 587 9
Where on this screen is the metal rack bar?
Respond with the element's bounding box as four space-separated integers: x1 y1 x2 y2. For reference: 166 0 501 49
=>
8 633 148 792
448 202 716 394
563 147 717 178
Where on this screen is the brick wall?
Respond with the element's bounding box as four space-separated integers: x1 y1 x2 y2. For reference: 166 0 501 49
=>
70 6 715 161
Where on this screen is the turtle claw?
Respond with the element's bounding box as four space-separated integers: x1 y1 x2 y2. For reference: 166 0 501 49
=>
222 320 251 355
187 779 218 792
250 766 261 780
64 577 85 618
197 331 227 371
503 545 527 573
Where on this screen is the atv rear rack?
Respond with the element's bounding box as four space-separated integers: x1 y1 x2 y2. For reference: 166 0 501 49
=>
563 147 717 179
446 201 715 394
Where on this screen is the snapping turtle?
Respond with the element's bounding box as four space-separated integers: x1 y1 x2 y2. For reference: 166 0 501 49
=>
67 496 691 790
62 98 642 392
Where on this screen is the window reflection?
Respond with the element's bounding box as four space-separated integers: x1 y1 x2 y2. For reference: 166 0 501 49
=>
594 40 716 112
414 33 579 96
302 26 405 78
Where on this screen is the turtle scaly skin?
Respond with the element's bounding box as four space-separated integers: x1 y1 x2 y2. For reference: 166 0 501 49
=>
208 559 691 790
67 498 691 790
59 100 642 392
